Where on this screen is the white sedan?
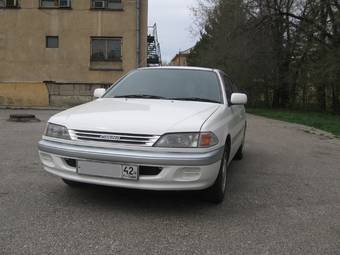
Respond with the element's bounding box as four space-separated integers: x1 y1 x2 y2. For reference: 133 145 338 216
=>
38 67 247 203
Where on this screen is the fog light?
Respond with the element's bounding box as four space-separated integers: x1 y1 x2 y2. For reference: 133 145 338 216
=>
174 167 202 181
39 152 55 168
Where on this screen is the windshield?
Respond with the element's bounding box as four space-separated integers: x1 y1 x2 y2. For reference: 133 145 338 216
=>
104 69 222 103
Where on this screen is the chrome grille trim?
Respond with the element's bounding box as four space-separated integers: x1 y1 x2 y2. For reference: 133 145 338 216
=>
69 130 160 146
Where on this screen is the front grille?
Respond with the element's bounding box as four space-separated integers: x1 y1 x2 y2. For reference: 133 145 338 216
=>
69 130 160 146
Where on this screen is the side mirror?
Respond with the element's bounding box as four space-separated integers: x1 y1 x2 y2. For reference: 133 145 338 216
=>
93 88 106 98
230 93 247 105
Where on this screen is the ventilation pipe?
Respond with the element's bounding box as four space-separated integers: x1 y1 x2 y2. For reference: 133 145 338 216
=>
136 0 141 68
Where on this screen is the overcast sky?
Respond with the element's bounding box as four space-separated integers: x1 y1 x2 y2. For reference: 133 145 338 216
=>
148 0 199 63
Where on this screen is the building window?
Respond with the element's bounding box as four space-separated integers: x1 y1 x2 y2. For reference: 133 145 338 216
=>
91 38 122 62
46 36 59 48
40 0 71 8
0 0 19 8
91 0 122 10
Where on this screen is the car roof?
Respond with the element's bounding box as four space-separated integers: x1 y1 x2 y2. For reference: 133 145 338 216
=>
138 66 219 73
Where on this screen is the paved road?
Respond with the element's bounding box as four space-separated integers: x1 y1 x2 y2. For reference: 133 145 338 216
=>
0 109 339 255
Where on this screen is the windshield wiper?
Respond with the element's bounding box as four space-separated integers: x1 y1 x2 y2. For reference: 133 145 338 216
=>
114 95 169 100
170 97 220 103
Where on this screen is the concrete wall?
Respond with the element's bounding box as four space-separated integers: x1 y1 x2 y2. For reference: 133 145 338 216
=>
46 82 111 107
0 0 148 107
0 83 49 107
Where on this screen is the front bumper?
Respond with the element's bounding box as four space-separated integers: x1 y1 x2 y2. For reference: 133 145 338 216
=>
38 140 224 191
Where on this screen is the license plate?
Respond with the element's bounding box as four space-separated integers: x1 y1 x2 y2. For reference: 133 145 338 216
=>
77 161 139 181
121 165 139 180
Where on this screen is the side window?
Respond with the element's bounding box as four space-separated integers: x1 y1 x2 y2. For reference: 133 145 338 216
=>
91 0 122 10
91 37 122 62
40 0 71 8
223 75 233 103
46 36 59 48
0 0 20 8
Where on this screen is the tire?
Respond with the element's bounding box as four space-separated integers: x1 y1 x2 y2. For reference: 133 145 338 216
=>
62 178 85 188
202 140 230 204
233 144 244 160
234 125 246 161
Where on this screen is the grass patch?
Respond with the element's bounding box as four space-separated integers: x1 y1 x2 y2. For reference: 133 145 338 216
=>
247 108 340 138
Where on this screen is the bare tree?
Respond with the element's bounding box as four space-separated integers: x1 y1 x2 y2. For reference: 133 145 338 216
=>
189 0 340 113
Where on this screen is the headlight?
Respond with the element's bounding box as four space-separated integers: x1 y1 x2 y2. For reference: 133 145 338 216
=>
45 123 71 140
154 132 218 148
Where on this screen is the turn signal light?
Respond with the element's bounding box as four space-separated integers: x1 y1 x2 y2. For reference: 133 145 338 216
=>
199 132 218 147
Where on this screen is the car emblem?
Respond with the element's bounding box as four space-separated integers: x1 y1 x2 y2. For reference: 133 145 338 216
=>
100 135 121 141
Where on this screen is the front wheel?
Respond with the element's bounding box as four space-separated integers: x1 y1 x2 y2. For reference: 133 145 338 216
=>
234 125 246 161
202 142 230 204
233 143 244 160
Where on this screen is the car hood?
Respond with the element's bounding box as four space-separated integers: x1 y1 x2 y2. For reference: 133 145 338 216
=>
49 98 221 135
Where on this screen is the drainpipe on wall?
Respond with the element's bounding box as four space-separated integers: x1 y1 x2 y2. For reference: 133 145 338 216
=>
136 0 141 68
